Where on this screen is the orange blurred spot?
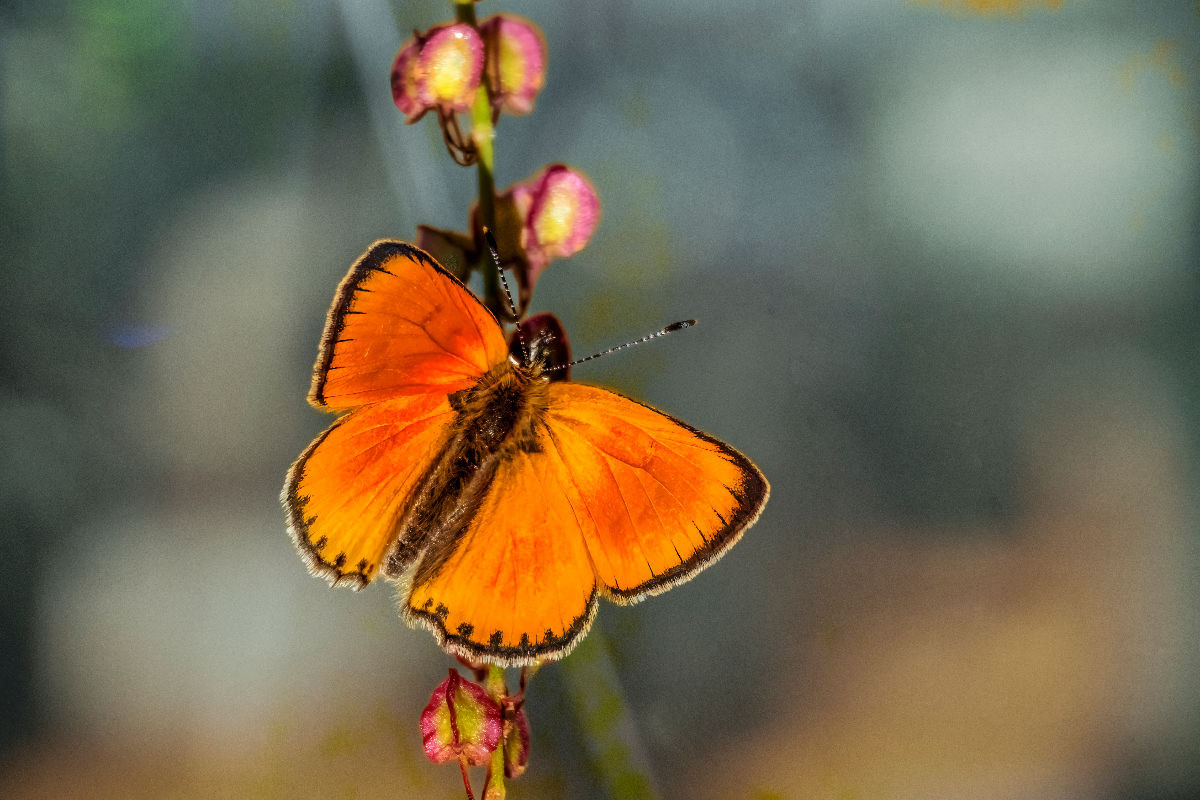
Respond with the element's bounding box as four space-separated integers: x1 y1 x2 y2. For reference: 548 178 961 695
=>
1119 40 1189 92
913 0 1064 14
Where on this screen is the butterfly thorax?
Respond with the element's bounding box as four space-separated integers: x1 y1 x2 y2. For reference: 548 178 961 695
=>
448 357 550 455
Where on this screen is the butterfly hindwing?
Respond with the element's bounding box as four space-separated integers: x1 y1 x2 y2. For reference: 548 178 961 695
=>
405 446 600 666
544 383 769 603
310 240 509 410
283 393 460 588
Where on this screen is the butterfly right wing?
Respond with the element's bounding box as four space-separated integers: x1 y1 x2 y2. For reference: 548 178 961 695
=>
399 381 769 665
283 393 459 589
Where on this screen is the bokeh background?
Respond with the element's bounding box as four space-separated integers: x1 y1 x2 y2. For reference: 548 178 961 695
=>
2 0 1198 797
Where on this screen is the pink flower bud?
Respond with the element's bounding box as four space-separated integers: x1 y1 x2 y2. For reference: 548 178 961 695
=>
420 669 502 766
416 24 485 113
390 36 423 121
490 165 601 294
524 164 601 268
481 14 548 117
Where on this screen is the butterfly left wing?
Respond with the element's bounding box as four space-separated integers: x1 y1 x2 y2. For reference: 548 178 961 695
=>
286 241 509 590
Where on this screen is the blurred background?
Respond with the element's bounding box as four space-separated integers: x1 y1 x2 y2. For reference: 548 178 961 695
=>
2 0 1198 797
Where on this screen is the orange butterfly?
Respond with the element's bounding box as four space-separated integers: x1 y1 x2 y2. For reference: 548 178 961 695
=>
283 241 769 666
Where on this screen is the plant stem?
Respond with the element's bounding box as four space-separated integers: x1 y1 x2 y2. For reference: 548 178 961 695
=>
454 0 500 311
560 631 662 799
458 754 477 800
482 664 508 799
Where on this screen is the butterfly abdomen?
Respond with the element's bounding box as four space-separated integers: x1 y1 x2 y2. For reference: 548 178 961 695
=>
383 359 550 584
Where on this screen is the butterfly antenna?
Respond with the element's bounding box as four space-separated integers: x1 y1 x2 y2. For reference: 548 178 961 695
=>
547 319 697 373
483 227 528 366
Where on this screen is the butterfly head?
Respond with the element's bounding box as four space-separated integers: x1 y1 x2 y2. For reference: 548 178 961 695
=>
509 312 572 381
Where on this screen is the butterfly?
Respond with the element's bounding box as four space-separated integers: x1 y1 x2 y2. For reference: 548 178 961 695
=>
282 241 769 666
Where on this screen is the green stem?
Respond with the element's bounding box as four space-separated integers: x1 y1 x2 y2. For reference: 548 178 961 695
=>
482 664 507 799
560 631 661 799
454 0 500 311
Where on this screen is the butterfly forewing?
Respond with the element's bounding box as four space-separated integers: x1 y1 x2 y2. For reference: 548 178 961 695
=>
310 241 509 410
544 383 769 603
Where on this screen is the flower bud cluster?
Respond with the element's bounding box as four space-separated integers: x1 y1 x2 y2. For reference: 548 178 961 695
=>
392 14 546 122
